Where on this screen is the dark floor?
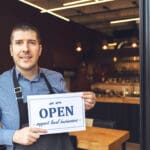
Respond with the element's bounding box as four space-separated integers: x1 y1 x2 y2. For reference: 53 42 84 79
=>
78 142 140 150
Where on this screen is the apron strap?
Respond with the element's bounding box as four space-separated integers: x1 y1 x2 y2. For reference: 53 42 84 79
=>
12 69 55 127
40 72 55 94
13 69 23 101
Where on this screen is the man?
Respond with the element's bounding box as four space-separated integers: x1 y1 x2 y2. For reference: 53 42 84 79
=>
0 23 96 150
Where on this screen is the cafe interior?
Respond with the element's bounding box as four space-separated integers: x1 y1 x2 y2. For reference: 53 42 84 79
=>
0 0 143 150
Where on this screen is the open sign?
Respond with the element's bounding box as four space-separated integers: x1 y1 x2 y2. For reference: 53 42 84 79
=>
27 92 85 134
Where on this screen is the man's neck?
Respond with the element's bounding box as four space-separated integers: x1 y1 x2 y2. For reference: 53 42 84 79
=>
16 67 39 80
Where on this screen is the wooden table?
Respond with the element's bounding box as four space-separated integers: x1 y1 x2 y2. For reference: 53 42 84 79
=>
69 126 130 150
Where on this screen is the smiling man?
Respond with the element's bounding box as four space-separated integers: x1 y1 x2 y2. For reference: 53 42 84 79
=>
0 23 96 150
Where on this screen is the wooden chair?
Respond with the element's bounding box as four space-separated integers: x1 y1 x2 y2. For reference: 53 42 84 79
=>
86 118 116 128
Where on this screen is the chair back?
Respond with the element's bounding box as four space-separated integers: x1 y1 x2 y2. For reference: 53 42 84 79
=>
86 118 116 129
93 119 116 128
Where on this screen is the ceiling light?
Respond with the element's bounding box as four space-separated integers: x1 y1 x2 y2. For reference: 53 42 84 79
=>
117 41 128 49
19 0 46 11
41 0 114 12
102 45 108 50
108 42 117 46
46 11 70 22
19 0 70 22
76 42 82 52
63 0 92 6
76 46 82 52
133 56 139 61
131 42 138 48
102 40 108 50
107 42 117 50
113 57 117 62
131 36 138 48
110 17 140 24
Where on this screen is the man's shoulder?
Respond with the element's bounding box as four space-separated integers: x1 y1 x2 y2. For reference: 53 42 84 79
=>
0 69 12 80
40 68 67 93
0 69 13 91
40 68 63 78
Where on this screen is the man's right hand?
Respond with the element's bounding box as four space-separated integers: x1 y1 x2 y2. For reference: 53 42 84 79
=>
13 127 48 145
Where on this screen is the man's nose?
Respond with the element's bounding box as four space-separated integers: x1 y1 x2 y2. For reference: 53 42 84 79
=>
22 43 29 52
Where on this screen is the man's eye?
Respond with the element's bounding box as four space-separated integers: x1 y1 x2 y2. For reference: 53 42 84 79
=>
16 41 23 45
28 41 37 45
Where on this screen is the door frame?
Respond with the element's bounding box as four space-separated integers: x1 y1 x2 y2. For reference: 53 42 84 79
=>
140 0 150 149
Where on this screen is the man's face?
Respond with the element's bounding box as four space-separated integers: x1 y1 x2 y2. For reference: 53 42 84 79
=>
10 29 42 72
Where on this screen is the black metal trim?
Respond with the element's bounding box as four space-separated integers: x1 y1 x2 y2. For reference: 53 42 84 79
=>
140 0 150 149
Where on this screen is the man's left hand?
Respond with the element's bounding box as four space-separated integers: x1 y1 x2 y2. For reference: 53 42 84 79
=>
82 92 96 110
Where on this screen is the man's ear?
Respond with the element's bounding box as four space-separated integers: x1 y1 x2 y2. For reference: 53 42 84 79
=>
39 44 42 56
9 45 13 56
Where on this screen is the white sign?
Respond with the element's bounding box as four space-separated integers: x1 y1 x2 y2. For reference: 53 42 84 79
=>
27 92 85 134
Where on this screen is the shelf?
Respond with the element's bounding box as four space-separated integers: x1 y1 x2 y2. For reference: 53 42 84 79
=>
96 97 140 104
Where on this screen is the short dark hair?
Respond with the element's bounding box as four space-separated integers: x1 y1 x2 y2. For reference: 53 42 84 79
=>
10 23 41 43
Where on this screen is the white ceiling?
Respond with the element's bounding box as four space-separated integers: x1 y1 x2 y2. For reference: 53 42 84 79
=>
18 0 139 37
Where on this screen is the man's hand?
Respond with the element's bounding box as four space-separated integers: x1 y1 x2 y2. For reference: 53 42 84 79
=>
82 92 96 110
13 127 48 145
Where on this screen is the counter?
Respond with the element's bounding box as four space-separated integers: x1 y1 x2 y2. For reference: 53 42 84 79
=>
96 97 140 104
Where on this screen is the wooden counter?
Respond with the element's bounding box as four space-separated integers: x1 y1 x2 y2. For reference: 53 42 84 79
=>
96 97 140 104
70 126 130 150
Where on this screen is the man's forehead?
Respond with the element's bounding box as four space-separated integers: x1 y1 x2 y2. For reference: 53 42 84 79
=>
13 29 37 35
12 30 38 40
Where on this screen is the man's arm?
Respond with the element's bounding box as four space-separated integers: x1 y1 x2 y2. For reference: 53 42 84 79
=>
0 128 16 145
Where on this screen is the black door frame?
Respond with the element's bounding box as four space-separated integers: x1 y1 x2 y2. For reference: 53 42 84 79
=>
140 0 150 149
